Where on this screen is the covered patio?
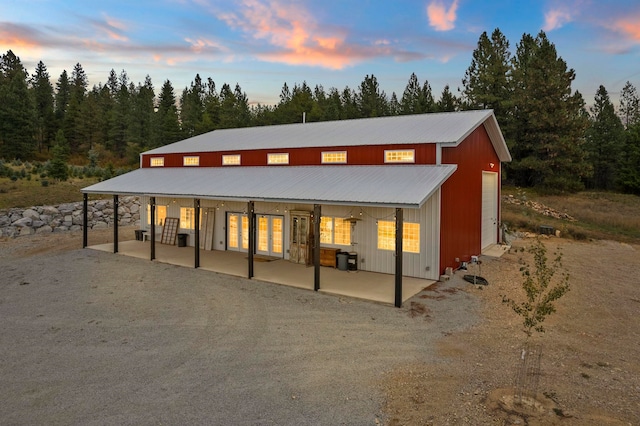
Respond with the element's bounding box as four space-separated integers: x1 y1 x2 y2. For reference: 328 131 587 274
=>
88 239 433 305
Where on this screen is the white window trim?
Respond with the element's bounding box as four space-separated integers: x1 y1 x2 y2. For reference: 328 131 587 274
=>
377 220 420 253
150 157 165 167
321 151 347 164
384 149 415 163
319 216 351 246
183 156 200 166
267 152 289 165
222 154 241 166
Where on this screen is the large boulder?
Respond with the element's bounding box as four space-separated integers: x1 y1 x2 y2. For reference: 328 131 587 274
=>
41 205 60 216
58 203 76 215
22 209 40 220
36 225 53 234
12 217 32 227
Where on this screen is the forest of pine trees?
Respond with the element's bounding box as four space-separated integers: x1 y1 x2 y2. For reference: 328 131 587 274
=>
1 29 639 194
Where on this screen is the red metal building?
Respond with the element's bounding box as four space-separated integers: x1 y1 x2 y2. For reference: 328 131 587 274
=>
83 110 511 305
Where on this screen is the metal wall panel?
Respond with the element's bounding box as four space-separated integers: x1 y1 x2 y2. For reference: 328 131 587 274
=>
439 125 501 273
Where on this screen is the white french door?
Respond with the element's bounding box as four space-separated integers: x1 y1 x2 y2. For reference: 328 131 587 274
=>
226 213 249 252
257 215 284 258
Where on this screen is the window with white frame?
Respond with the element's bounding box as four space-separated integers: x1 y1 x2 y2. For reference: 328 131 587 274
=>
150 157 165 167
377 220 420 253
183 156 200 166
319 217 351 245
222 154 241 165
322 151 347 164
384 149 415 163
267 153 289 164
179 207 202 230
146 205 167 226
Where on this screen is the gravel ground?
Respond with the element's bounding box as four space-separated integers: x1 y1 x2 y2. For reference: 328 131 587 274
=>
0 229 480 425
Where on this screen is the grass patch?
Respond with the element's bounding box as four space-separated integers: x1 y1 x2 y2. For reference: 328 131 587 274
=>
502 186 640 244
0 177 103 209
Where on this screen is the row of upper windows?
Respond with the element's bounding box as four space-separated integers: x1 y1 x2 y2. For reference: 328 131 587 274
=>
149 149 416 167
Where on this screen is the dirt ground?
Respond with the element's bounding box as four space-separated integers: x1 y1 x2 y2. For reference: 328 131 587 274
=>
381 236 640 425
1 229 639 425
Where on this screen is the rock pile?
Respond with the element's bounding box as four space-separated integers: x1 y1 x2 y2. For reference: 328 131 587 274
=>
0 196 141 238
503 194 576 221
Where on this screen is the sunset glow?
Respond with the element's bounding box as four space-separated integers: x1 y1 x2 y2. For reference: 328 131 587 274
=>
0 0 637 105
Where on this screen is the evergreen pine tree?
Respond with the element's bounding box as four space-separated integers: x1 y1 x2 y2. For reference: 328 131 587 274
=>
107 70 130 157
619 82 640 129
400 73 435 115
30 61 56 152
153 80 181 146
180 74 205 138
356 74 389 118
48 130 70 181
584 85 624 190
461 28 512 120
0 50 34 159
509 31 590 192
618 122 640 194
54 70 70 128
436 85 458 112
63 63 88 153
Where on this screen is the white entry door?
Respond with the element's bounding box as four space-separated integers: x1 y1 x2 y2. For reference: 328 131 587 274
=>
227 212 249 252
256 215 284 258
481 171 499 250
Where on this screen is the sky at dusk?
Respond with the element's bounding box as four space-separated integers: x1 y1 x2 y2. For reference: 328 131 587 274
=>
1 0 639 106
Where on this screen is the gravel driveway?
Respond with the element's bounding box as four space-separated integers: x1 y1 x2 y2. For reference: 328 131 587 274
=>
0 245 479 425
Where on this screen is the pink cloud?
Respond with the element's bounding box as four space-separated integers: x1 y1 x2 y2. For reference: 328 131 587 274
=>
216 0 391 69
92 14 130 42
543 8 574 31
0 23 42 51
426 0 459 31
611 15 640 42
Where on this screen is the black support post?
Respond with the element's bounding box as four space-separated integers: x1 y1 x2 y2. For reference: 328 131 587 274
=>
113 195 119 254
248 201 255 279
394 208 403 308
82 193 88 248
313 204 321 291
150 197 156 261
194 198 200 268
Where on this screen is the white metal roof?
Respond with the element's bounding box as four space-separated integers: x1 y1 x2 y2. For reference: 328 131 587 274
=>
82 165 457 208
143 110 511 162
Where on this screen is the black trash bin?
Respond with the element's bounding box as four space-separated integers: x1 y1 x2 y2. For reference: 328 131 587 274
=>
337 252 349 271
177 233 188 247
347 252 358 271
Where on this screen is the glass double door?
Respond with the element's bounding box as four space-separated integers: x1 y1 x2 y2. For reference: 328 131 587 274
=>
227 212 283 258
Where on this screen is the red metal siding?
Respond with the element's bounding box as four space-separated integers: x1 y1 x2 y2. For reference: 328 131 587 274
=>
141 144 436 167
439 125 500 274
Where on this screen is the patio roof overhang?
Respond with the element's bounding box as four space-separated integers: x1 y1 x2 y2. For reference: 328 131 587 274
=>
82 165 457 209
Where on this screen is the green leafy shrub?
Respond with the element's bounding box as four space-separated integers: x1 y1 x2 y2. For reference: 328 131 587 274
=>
502 238 571 337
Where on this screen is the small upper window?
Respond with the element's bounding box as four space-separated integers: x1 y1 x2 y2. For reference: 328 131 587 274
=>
322 151 347 164
222 154 241 165
267 153 289 165
384 149 415 163
150 157 164 167
183 156 200 166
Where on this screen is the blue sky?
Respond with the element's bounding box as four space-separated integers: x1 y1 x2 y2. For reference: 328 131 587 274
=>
1 0 639 106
